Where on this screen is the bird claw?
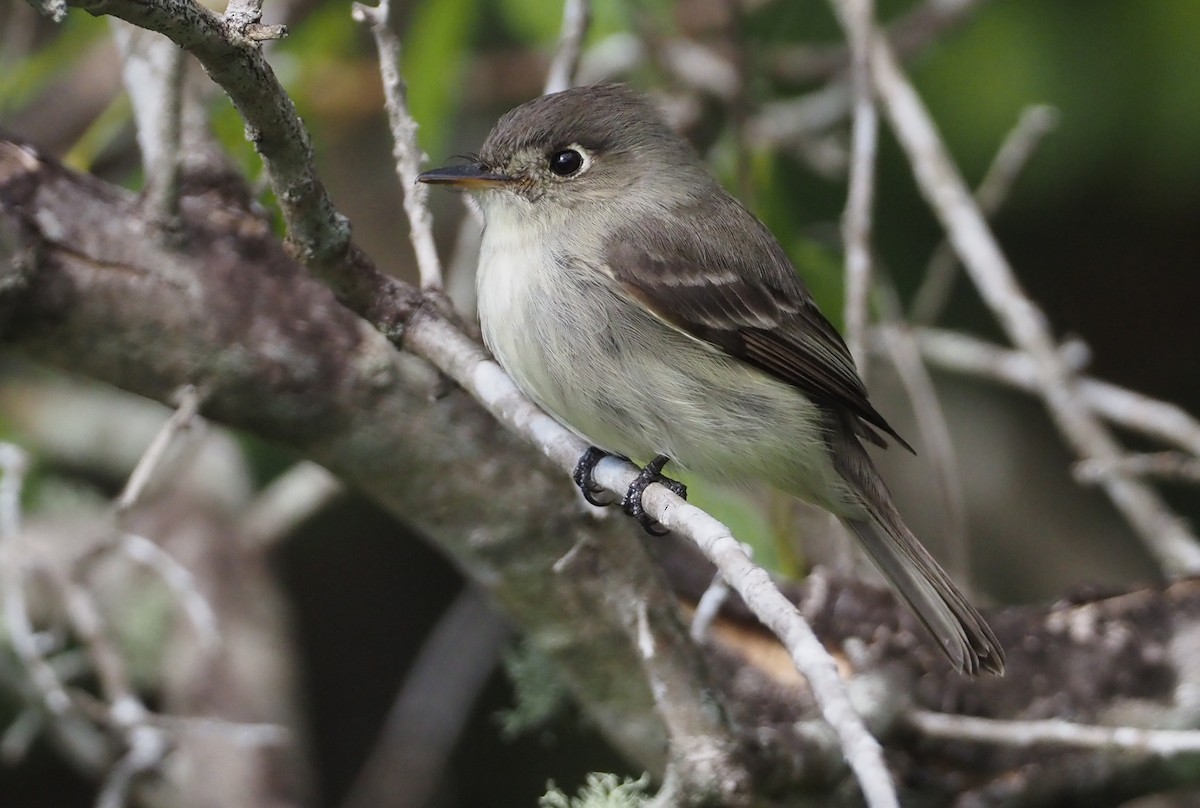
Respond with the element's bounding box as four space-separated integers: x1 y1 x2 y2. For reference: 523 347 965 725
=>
572 446 617 506
572 450 687 533
621 455 687 535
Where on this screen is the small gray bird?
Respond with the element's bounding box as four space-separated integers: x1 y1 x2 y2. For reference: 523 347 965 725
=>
419 84 1003 675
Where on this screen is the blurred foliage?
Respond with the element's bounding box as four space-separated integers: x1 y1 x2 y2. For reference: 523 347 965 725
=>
496 0 626 46
497 641 574 740
0 12 105 117
540 773 651 808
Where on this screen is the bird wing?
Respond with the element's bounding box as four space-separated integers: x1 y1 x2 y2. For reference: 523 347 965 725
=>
603 206 912 452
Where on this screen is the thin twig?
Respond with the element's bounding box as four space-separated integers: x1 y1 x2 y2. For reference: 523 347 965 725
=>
910 104 1059 324
0 442 25 539
868 32 1200 575
748 82 852 151
94 724 169 808
544 0 591 95
41 565 140 713
353 0 443 291
114 385 201 515
773 0 991 83
142 44 185 230
690 576 732 643
872 287 970 583
241 461 344 550
633 597 748 804
111 22 186 231
116 533 220 651
1075 453 1200 486
0 445 73 716
910 710 1200 756
835 0 879 374
151 715 289 746
914 328 1200 459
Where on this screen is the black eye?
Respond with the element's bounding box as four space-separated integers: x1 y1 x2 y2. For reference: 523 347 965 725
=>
549 149 584 177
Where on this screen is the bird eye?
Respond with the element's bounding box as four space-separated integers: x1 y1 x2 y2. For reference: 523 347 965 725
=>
548 149 584 177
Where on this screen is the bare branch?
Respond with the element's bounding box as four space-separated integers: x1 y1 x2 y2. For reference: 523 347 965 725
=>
353 0 444 291
0 444 74 716
910 104 1059 325
633 598 749 805
94 724 169 808
909 710 1200 756
544 0 591 95
116 533 220 650
340 589 508 808
914 328 1200 458
1075 453 1200 486
111 22 186 230
240 461 344 550
0 442 26 539
871 308 969 582
690 575 732 643
834 0 879 374
868 32 1200 575
114 385 201 515
773 0 991 83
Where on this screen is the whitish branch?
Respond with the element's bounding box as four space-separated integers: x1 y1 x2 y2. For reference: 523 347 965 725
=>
868 31 1200 575
110 21 186 230
833 0 879 374
914 328 1200 458
544 0 591 95
352 0 444 290
910 711 1200 756
910 104 1059 324
1075 453 1200 486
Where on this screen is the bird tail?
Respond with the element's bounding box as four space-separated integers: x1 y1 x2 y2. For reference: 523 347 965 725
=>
832 426 1004 675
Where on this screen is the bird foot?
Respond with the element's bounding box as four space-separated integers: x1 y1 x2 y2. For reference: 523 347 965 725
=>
621 455 687 536
572 449 688 534
572 446 618 506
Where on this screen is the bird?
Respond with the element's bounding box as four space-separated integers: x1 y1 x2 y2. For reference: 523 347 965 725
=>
418 84 1003 675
